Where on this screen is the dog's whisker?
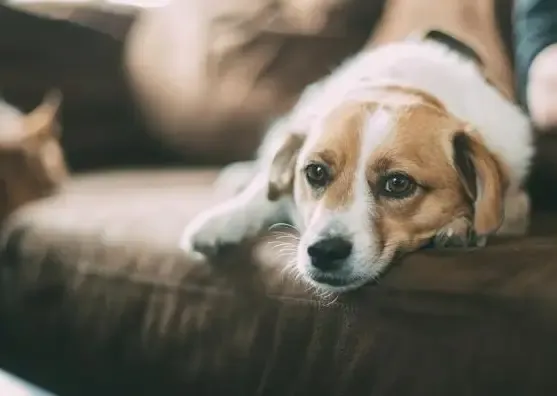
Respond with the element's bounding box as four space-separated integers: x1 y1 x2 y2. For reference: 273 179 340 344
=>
268 243 286 251
324 294 337 304
276 248 297 256
268 223 284 231
280 266 298 282
277 251 296 260
277 247 297 253
278 259 301 282
268 222 299 232
274 234 300 241
270 247 297 259
271 242 295 249
268 239 296 248
268 230 295 237
324 294 340 307
282 223 300 231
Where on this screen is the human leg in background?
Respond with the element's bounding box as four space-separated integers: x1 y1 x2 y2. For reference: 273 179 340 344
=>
124 0 383 165
515 0 557 131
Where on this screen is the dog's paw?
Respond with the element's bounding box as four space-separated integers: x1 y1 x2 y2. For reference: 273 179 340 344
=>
433 217 487 250
180 207 250 259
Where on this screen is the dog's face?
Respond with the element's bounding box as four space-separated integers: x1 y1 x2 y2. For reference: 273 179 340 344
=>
268 88 507 291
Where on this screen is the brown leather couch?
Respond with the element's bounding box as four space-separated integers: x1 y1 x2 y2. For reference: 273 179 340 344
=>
2 3 557 396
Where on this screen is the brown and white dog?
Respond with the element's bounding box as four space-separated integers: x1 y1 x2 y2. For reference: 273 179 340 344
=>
180 31 534 292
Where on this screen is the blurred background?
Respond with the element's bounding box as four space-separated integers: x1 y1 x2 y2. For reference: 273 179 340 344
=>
2 1 557 395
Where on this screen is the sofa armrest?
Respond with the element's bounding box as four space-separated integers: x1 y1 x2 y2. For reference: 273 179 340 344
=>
2 220 557 396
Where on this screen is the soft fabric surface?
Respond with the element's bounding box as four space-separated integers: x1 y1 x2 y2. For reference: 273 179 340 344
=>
2 169 557 396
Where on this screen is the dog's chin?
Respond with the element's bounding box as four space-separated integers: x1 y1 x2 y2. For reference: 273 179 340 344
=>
304 272 372 293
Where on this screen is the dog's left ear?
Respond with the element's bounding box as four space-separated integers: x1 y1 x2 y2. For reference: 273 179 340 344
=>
267 132 306 201
451 128 508 236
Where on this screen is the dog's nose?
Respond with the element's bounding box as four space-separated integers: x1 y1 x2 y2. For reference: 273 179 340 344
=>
307 237 353 271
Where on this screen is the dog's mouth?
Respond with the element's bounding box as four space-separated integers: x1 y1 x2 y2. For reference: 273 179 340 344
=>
309 273 351 287
306 271 372 292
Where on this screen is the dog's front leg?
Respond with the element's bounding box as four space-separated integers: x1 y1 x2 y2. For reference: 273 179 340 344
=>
180 171 289 258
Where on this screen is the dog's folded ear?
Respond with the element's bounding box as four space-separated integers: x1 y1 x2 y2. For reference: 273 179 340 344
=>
267 133 305 201
451 128 508 236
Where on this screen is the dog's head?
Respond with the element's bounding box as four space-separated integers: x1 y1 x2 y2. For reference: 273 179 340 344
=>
267 87 508 291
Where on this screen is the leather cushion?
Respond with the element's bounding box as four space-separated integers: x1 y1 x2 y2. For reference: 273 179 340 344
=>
2 169 557 395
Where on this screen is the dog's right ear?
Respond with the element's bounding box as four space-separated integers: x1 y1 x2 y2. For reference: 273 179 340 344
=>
451 128 508 236
267 133 306 201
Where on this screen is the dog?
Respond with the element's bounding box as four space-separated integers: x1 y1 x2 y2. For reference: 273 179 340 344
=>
0 91 67 222
180 31 534 292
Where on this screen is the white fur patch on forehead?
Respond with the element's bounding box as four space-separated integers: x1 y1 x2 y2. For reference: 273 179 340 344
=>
361 106 394 153
353 106 394 211
336 106 394 261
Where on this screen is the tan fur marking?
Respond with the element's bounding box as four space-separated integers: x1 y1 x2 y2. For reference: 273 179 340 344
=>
366 104 472 251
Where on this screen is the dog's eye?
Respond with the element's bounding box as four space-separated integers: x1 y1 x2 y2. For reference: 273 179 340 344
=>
380 172 417 198
305 163 330 188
